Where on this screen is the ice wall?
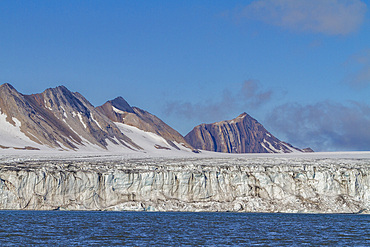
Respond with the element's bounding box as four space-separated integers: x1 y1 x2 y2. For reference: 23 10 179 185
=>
0 158 369 213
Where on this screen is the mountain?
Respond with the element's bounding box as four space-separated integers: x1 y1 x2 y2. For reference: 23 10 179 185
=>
0 83 310 154
96 97 195 151
185 113 307 153
0 83 196 153
0 83 141 151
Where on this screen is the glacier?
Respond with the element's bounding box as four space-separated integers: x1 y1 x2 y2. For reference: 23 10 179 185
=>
0 154 369 213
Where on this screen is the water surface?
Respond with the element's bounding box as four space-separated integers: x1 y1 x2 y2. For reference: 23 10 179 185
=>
0 211 369 246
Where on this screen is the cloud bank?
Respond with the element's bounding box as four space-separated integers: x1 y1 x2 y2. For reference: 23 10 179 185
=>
266 101 370 151
164 80 272 123
240 0 367 35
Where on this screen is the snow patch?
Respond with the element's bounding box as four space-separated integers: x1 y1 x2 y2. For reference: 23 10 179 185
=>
263 139 282 153
77 112 87 129
114 123 175 153
60 106 68 118
282 143 301 153
260 142 273 153
111 123 195 155
112 106 126 114
55 140 69 151
27 132 42 144
44 100 53 111
91 114 102 129
0 112 44 149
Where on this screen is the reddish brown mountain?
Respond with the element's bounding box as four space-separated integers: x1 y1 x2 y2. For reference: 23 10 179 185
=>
185 113 306 153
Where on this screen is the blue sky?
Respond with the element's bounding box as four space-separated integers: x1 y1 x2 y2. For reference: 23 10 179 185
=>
1 0 369 151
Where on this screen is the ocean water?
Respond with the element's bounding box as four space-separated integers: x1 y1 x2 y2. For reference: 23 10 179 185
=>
0 211 369 246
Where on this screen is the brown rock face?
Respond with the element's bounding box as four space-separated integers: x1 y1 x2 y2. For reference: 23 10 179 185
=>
185 113 303 153
0 84 139 150
35 86 140 149
96 97 195 150
0 83 78 149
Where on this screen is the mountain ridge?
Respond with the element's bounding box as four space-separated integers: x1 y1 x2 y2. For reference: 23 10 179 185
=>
0 83 308 154
0 84 140 151
0 83 195 153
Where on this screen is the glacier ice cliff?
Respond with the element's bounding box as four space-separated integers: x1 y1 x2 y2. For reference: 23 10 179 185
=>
0 157 369 213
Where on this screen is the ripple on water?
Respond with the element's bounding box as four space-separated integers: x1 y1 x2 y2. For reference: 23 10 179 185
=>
0 211 369 246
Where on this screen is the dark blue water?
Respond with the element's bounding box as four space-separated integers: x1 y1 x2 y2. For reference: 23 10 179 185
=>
0 211 369 246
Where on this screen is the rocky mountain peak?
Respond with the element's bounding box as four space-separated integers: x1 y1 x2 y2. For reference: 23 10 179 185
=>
212 113 254 126
0 82 15 90
110 97 134 113
0 83 26 125
0 83 19 95
185 113 303 153
237 112 248 118
53 85 69 91
41 85 90 114
44 85 71 96
43 85 71 96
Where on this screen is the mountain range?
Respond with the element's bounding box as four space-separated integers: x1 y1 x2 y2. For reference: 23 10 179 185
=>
0 83 311 154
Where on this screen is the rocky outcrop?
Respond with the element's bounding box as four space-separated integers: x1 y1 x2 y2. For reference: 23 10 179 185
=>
185 113 303 153
0 157 368 213
97 97 195 151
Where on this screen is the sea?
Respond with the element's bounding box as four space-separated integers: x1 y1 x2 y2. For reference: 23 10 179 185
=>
0 211 369 246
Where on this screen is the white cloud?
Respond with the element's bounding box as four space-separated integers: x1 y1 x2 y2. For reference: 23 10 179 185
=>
266 101 370 151
164 80 273 122
240 0 367 35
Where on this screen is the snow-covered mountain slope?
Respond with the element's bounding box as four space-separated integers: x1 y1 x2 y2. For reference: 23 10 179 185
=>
0 83 195 154
96 97 195 151
0 83 139 151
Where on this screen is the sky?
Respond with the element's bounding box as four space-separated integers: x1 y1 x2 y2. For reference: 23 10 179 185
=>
0 0 369 151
